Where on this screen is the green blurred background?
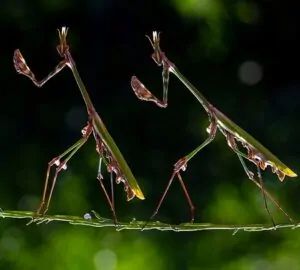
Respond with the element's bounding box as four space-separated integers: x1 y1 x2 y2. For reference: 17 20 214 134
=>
1 0 300 269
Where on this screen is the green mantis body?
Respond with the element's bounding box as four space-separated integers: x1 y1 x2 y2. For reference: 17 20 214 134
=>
172 67 296 180
13 27 144 222
131 31 296 224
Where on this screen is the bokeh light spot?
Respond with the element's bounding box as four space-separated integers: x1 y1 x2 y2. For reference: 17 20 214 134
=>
238 61 263 86
94 249 117 270
0 236 20 252
236 2 260 24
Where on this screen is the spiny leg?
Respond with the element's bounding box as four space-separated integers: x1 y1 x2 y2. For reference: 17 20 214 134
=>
13 49 67 88
131 32 186 110
131 32 172 108
226 134 294 223
37 124 93 215
130 66 170 108
145 118 218 228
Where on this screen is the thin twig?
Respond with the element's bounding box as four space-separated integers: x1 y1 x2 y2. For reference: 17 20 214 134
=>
1 209 299 232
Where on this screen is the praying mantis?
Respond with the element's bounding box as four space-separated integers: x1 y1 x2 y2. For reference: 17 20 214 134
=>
13 27 145 222
131 31 297 225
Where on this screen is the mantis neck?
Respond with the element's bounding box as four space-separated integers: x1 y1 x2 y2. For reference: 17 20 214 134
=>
66 52 95 114
171 66 212 113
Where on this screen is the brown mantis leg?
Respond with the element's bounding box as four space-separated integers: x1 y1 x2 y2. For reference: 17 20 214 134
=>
110 168 116 222
94 139 118 224
235 152 275 226
144 118 218 228
226 134 295 224
37 124 93 215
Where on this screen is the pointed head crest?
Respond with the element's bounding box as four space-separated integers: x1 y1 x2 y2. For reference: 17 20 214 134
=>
146 31 163 66
56 27 69 57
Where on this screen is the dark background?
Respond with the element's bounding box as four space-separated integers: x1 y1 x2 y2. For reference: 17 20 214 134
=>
1 0 300 269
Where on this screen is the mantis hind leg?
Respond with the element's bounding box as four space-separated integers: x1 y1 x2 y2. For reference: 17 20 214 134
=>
94 139 119 225
226 134 294 224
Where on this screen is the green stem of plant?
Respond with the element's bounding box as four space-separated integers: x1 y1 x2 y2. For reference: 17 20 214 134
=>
1 209 299 233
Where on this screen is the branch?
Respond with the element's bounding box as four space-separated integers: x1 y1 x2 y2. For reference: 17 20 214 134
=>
1 209 299 233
